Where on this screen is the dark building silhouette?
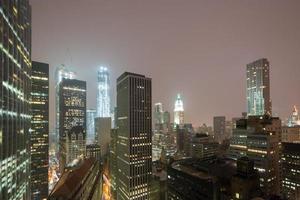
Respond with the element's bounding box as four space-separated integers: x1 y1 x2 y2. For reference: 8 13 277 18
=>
30 61 49 200
0 0 32 199
116 72 152 200
58 79 86 173
167 157 261 200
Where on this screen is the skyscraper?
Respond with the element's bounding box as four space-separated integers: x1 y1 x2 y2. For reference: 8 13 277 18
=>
86 109 96 144
30 61 49 200
116 72 152 200
96 66 111 118
246 58 271 116
66 126 86 165
0 1 32 199
154 102 164 125
174 94 184 127
213 116 226 143
55 66 75 142
95 117 111 158
287 105 300 127
59 79 86 172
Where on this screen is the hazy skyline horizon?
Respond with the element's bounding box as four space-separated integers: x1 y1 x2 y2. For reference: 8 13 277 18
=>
30 0 300 129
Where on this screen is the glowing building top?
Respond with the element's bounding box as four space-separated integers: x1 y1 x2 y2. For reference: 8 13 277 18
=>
287 105 300 127
96 66 111 118
55 65 76 85
174 94 184 126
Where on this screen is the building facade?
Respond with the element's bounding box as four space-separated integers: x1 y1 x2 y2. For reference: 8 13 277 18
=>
30 61 49 200
213 116 226 143
229 115 282 197
0 0 32 199
116 72 152 200
95 117 111 158
282 143 300 200
66 126 86 165
246 58 271 116
96 66 111 118
59 79 86 173
86 109 96 144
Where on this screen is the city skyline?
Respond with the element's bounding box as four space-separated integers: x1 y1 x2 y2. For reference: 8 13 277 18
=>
30 0 300 128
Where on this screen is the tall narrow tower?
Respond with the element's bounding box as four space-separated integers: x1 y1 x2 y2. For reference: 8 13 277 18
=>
246 58 271 116
116 72 152 200
174 94 184 126
96 66 111 117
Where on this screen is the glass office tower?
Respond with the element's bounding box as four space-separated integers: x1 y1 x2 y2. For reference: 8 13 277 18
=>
96 66 111 118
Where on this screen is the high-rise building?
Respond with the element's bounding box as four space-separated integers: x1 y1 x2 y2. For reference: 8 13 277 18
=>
116 72 152 200
282 143 300 200
154 102 164 125
96 66 111 118
86 109 96 144
59 79 86 173
0 1 32 199
30 61 49 200
66 126 86 165
229 115 281 196
174 94 184 127
213 116 226 143
55 66 75 141
95 117 111 158
86 144 101 161
246 58 271 116
109 128 118 199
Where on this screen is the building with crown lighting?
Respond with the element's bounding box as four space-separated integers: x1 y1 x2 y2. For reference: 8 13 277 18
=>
96 66 111 118
287 105 300 127
174 94 184 127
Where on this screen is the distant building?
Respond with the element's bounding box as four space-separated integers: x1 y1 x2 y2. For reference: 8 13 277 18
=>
281 125 300 143
59 79 86 173
49 158 102 200
96 66 111 118
246 58 271 116
176 126 192 156
30 61 49 200
287 105 300 127
66 126 86 166
154 102 164 125
95 117 111 158
197 124 213 136
86 109 96 144
174 94 184 127
282 143 300 200
229 115 281 196
116 72 152 200
213 116 226 143
86 144 101 161
190 133 218 159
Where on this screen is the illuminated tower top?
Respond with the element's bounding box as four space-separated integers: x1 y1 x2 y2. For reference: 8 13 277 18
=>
96 66 111 118
55 65 76 85
288 105 300 127
174 94 184 126
174 94 184 112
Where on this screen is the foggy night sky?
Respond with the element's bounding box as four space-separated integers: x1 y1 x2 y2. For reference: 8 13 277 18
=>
29 0 300 130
